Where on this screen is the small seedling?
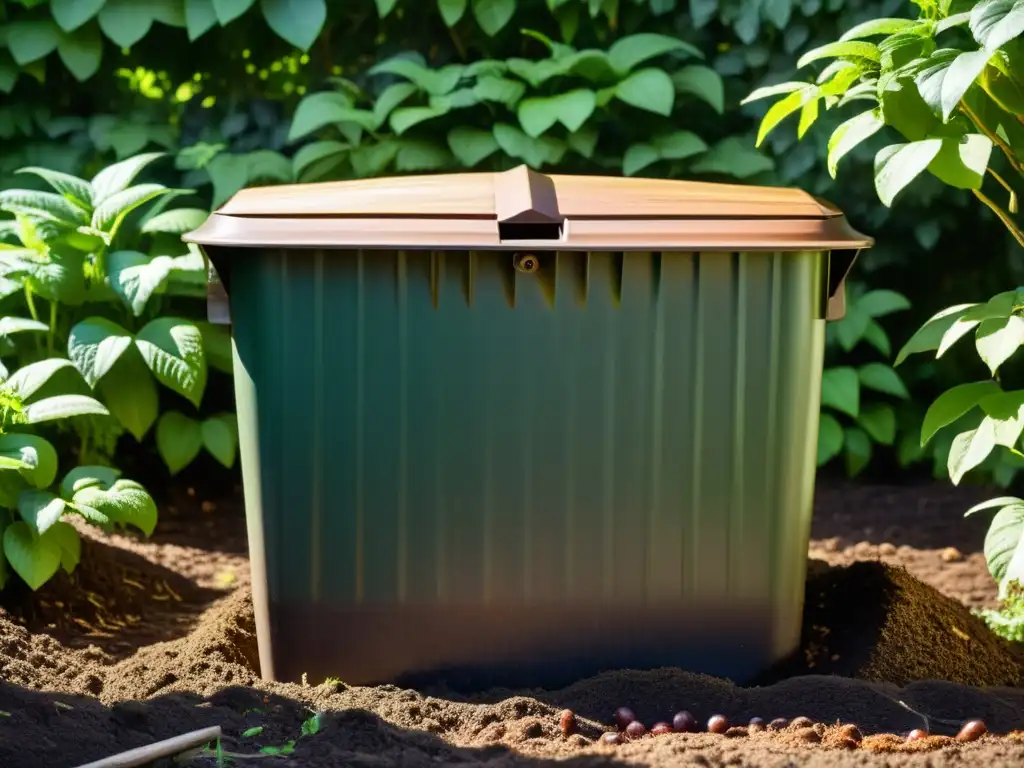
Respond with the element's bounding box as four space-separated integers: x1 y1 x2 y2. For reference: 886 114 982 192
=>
241 727 264 738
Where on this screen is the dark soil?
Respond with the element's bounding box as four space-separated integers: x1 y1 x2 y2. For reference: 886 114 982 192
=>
2 481 1024 767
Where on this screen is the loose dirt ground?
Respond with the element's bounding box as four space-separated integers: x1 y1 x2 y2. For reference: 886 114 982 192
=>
2 480 1023 767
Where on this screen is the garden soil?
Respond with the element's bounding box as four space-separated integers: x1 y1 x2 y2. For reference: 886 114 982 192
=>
2 482 1024 767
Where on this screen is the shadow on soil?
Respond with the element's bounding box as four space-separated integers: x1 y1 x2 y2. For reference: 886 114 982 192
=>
810 481 996 552
0 683 621 768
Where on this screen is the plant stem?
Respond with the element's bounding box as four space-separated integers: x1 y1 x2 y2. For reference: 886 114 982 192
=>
972 188 1024 248
960 99 1024 176
24 285 39 322
47 300 57 356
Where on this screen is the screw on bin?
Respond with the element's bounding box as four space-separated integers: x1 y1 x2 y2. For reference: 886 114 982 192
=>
514 253 539 273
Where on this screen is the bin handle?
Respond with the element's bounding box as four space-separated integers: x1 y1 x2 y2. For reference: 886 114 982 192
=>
825 248 859 322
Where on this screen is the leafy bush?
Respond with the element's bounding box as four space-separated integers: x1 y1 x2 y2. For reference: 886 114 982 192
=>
747 0 1023 598
819 285 912 474
0 384 157 591
0 152 237 476
977 580 1024 642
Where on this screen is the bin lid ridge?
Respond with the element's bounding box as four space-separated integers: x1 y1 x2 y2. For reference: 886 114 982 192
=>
184 165 873 251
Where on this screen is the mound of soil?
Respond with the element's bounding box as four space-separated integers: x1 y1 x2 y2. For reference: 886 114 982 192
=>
759 560 1024 687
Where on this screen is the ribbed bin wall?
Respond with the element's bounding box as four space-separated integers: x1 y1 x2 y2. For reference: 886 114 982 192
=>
227 248 826 687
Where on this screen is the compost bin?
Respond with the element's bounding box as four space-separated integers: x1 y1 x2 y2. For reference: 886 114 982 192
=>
184 165 872 687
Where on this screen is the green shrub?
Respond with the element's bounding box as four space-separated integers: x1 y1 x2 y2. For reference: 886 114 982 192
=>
749 0 1023 594
0 384 157 591
0 152 237 476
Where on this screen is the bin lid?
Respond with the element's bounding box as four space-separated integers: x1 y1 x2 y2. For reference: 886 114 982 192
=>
183 165 872 252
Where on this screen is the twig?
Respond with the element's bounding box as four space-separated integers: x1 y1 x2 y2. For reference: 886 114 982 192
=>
75 726 222 768
973 188 1024 248
896 699 964 731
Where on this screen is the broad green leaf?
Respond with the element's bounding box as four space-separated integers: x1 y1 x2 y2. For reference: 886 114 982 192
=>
3 521 61 590
98 348 160 439
23 395 110 424
672 65 724 113
690 137 775 178
57 23 103 81
472 0 515 36
24 248 86 305
856 289 911 318
473 75 525 106
492 123 567 167
858 363 909 398
948 419 998 484
135 318 207 406
157 411 204 474
984 503 1024 594
213 0 255 24
1 359 77 402
874 140 943 207
623 144 660 176
389 106 449 136
938 317 982 356
71 479 158 536
68 317 134 387
97 0 155 47
18 490 66 536
203 414 238 468
292 141 348 181
966 495 1024 516
395 140 452 171
895 303 976 364
980 391 1024 447
0 433 58 490
797 41 881 69
141 208 209 235
288 94 376 143
821 366 860 417
195 321 234 374
827 110 884 178
369 58 464 96
817 412 844 464
91 152 165 204
0 189 88 226
607 33 701 75
840 18 920 40
439 0 467 26
350 142 400 178
844 426 872 477
92 183 170 231
60 465 122 499
185 0 219 40
929 134 993 190
518 90 596 137
108 250 171 315
447 127 500 166
863 320 892 357
567 126 599 158
756 87 816 146
797 95 821 138
0 317 49 338
741 81 804 104
52 0 107 32
47 521 81 574
971 0 1024 52
375 0 399 16
921 380 1001 445
15 168 92 209
6 19 61 65
260 0 326 50
835 304 871 351
943 50 993 120
858 403 897 445
652 131 707 160
976 315 1024 375
373 83 417 125
615 68 675 116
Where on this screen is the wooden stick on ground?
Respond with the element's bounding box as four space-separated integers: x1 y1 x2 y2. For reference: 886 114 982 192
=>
75 726 222 768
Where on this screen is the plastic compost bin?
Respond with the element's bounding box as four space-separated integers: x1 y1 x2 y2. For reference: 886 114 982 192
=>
185 165 872 688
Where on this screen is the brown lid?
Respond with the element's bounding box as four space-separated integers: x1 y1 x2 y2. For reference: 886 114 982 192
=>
184 165 872 252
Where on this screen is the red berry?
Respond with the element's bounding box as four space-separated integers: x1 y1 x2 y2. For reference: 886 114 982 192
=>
957 720 987 742
907 728 928 742
651 722 673 736
614 707 636 731
625 721 647 739
707 715 729 734
672 711 697 733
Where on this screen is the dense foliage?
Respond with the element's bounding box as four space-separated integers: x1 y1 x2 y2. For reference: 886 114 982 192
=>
750 0 1024 625
0 0 1020 487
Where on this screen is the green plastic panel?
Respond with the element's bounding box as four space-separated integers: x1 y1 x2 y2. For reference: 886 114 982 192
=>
218 248 827 687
